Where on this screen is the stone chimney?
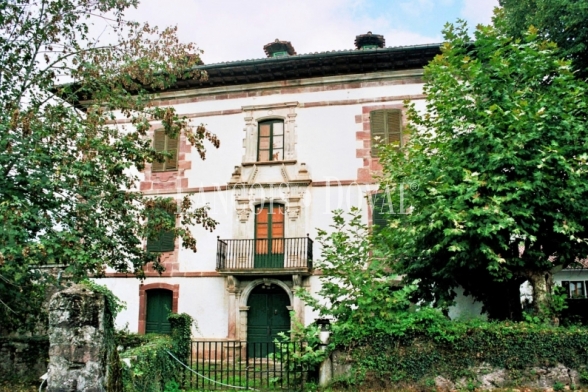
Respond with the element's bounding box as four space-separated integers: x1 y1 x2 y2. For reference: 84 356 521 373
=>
354 31 385 50
263 39 296 58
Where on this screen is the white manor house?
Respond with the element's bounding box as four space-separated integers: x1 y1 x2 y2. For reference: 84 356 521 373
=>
96 33 588 342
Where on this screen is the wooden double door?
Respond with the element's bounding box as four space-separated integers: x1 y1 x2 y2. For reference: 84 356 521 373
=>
246 284 291 357
254 204 285 268
145 289 172 334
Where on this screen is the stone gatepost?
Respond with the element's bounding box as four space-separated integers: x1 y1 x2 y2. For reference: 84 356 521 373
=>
47 284 110 392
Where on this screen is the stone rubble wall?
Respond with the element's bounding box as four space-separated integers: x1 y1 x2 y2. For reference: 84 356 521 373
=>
329 349 584 391
0 336 49 383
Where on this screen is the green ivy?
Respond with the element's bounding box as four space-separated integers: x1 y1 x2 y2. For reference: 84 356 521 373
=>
168 313 193 364
342 320 588 388
121 312 193 392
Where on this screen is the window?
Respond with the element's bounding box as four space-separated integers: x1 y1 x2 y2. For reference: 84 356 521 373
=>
152 129 179 172
257 120 284 162
561 281 588 299
370 109 402 155
371 193 390 229
146 208 176 252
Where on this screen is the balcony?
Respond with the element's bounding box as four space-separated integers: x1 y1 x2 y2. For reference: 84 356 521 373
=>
216 237 313 275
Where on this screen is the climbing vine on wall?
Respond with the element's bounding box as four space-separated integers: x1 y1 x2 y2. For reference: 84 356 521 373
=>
121 312 193 392
342 320 588 389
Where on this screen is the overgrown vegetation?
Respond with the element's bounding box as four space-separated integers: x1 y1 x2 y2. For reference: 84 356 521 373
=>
0 0 219 334
345 320 588 389
121 312 193 392
304 209 588 388
377 15 588 321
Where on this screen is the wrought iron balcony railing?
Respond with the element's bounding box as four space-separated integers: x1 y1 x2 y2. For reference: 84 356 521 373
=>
216 236 313 273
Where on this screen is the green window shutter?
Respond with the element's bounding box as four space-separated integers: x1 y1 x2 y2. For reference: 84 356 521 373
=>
386 110 402 147
371 193 389 228
146 209 176 252
152 130 166 172
370 109 403 155
165 135 179 170
370 111 386 155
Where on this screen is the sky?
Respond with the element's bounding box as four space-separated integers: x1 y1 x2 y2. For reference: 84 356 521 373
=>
123 0 499 65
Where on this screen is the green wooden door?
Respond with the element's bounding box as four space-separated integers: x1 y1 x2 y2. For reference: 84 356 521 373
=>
145 289 173 334
254 204 285 268
247 285 291 357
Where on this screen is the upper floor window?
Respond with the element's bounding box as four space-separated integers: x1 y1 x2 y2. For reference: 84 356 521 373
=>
152 129 179 172
257 120 284 162
371 193 389 229
370 109 402 155
146 208 176 252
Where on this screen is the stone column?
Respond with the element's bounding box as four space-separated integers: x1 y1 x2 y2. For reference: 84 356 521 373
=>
226 276 239 340
239 306 249 359
292 275 305 326
47 284 112 392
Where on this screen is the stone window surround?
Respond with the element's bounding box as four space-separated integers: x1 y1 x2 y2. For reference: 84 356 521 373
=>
138 282 179 334
225 276 306 342
242 102 298 165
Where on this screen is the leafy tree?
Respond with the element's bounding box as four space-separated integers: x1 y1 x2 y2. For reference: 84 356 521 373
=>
298 208 443 343
378 18 588 320
0 0 218 332
499 0 588 79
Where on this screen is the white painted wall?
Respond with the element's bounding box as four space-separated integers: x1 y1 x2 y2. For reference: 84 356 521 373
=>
448 287 487 321
99 70 431 337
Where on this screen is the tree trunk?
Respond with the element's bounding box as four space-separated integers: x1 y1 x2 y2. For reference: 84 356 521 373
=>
529 271 552 318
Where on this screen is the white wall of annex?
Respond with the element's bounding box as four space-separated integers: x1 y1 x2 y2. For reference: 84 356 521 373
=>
92 278 142 331
93 276 228 337
553 270 588 283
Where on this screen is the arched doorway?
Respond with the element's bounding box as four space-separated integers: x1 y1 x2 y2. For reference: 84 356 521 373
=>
247 283 291 357
145 289 173 334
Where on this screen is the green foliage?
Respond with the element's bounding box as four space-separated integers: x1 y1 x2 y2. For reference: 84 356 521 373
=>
0 336 49 385
553 381 565 391
524 285 570 325
272 313 329 379
115 328 151 351
168 312 193 364
121 335 178 392
121 312 192 392
80 279 126 320
499 0 588 78
300 208 451 347
0 0 219 332
299 208 429 344
345 320 588 387
378 17 588 320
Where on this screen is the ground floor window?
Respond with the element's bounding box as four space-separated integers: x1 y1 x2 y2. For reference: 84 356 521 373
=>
561 281 587 299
